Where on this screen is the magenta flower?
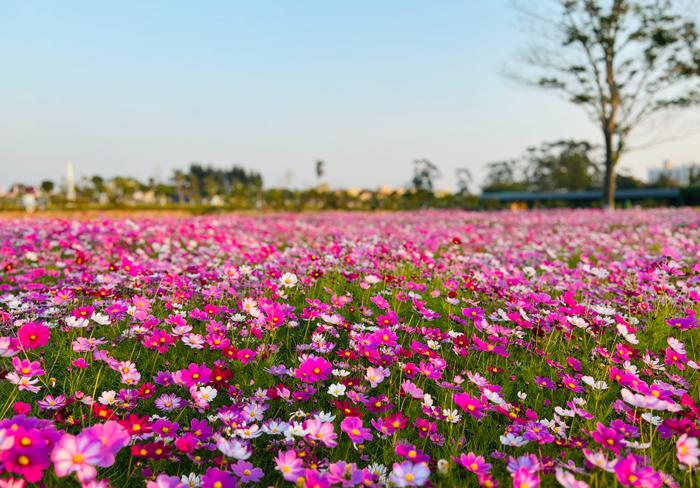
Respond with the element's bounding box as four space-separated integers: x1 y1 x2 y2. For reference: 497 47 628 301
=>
591 423 625 453
12 357 45 376
3 445 47 483
613 453 663 487
180 363 212 386
295 356 332 383
17 322 50 350
201 467 236 488
455 452 491 475
513 466 540 488
231 460 264 483
453 393 486 419
2 428 50 482
340 416 373 444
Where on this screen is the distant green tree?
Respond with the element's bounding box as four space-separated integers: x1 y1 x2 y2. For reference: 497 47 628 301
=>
456 168 473 195
411 159 441 192
482 159 528 192
524 140 601 191
40 180 54 194
315 160 325 183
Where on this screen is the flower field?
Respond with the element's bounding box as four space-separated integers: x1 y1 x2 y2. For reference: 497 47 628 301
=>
0 209 698 487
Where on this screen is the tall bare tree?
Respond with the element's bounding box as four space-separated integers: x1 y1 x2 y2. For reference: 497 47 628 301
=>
513 0 700 208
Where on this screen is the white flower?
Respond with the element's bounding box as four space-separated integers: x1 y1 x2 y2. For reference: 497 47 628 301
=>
442 409 461 423
66 316 89 328
198 386 218 403
622 361 638 375
315 411 336 422
180 473 201 488
216 437 251 459
182 333 205 349
567 316 589 330
328 384 346 397
91 312 111 325
367 463 388 484
263 420 289 435
283 421 307 442
517 391 527 401
364 275 381 285
235 424 262 439
500 433 528 447
667 337 686 354
483 388 506 406
99 390 117 405
554 406 575 417
641 413 662 425
582 376 608 390
616 323 638 344
279 272 298 288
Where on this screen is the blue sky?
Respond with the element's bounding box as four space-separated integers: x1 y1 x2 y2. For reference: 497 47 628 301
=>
1 0 698 190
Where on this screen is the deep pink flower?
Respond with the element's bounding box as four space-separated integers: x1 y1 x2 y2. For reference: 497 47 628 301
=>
201 467 236 488
17 322 50 350
296 356 332 383
454 393 487 419
340 416 373 444
455 452 491 475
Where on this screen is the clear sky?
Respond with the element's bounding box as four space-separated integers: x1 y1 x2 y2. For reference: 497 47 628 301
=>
1 0 698 191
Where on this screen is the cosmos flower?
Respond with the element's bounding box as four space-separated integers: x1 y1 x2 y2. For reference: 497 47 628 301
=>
17 322 50 350
51 433 105 482
296 356 333 383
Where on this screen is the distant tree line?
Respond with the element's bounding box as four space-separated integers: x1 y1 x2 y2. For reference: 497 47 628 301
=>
482 139 700 193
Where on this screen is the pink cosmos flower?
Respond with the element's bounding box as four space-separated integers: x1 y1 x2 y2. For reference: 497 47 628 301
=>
295 356 332 383
275 449 305 483
613 453 663 487
11 357 45 377
17 322 50 350
146 474 186 488
389 461 430 487
51 433 105 482
555 468 589 488
513 466 540 488
81 421 130 467
455 452 491 475
676 434 699 467
201 467 235 488
304 418 337 447
340 416 373 444
591 423 625 453
231 460 264 483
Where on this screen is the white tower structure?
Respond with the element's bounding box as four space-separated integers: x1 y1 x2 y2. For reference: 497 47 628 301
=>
66 161 76 201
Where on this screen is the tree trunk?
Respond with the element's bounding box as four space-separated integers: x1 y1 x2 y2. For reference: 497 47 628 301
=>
602 128 616 209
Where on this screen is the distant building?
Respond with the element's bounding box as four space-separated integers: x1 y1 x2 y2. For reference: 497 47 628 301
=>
648 160 698 186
